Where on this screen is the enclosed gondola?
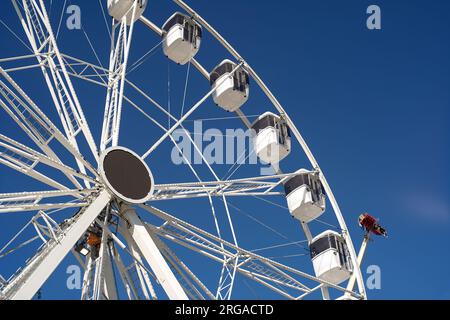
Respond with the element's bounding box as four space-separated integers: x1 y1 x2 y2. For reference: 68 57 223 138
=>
309 230 352 285
107 0 148 25
0 0 369 301
284 169 325 223
251 112 291 164
210 59 249 112
162 12 202 65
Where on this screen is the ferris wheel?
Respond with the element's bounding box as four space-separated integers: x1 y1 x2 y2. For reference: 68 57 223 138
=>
0 0 368 300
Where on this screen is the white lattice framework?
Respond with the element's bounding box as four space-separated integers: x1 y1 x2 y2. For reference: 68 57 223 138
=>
0 0 368 300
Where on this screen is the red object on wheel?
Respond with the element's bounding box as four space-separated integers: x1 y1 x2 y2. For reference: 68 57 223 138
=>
87 233 101 247
358 213 387 237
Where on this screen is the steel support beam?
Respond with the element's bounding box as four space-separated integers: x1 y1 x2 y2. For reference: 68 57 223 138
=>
1 190 111 300
120 204 188 300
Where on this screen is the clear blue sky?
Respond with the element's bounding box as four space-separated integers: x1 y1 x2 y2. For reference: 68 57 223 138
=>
0 0 449 300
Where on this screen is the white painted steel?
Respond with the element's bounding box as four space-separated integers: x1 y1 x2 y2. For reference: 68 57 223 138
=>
120 204 188 300
2 190 111 300
172 0 367 299
0 0 369 301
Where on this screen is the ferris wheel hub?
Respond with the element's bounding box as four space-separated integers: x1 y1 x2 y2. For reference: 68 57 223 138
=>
99 146 154 204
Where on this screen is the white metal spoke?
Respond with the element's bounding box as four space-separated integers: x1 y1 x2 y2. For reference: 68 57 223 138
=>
0 67 98 177
120 87 241 299
0 53 110 86
0 235 40 261
119 226 157 300
169 135 238 299
91 211 118 300
152 173 297 200
96 216 159 300
0 190 111 299
0 134 98 188
0 0 369 301
119 204 188 300
171 0 366 298
113 30 244 299
101 237 119 300
0 210 68 261
140 14 283 299
134 16 303 298
2 53 215 156
91 85 239 297
142 62 244 159
12 0 100 169
0 154 68 191
141 204 363 300
151 230 214 300
164 127 236 300
345 234 371 297
100 3 139 150
0 189 96 214
58 54 110 86
148 222 310 297
132 101 240 299
109 244 139 300
80 253 98 300
150 222 309 295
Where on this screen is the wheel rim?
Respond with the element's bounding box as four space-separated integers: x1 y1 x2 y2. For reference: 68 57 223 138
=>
0 0 366 300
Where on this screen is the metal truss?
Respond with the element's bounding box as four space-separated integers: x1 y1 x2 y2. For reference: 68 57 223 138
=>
0 66 98 179
0 189 96 213
100 2 139 150
119 204 188 300
152 173 299 200
0 0 369 301
141 204 363 300
0 133 98 189
150 227 215 300
12 0 99 181
1 190 111 300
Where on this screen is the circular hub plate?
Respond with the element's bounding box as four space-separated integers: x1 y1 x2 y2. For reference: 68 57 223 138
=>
99 147 154 204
